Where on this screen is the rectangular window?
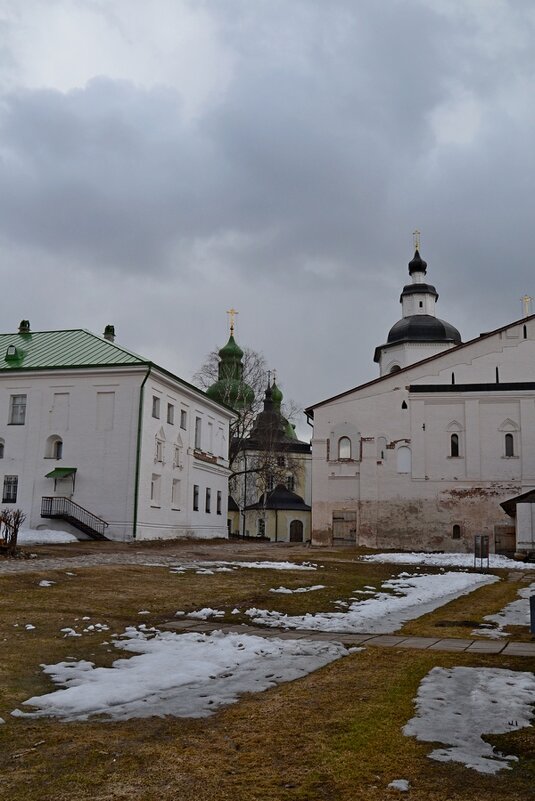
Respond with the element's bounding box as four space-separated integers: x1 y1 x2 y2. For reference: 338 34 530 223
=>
152 396 161 419
2 475 18 503
173 445 181 469
150 474 161 506
194 416 202 450
286 475 295 492
9 394 26 425
217 490 222 515
155 440 164 462
180 410 187 429
96 391 114 432
205 487 211 513
167 403 174 425
172 479 181 509
193 484 199 511
207 421 213 453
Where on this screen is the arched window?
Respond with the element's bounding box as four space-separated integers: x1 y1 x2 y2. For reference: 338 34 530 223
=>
389 364 401 374
452 524 461 540
505 433 514 457
45 435 63 459
377 436 387 460
397 446 411 473
0 439 4 459
338 437 351 460
523 325 528 339
450 433 459 457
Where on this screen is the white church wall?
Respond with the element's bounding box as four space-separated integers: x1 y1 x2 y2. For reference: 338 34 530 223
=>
310 324 535 552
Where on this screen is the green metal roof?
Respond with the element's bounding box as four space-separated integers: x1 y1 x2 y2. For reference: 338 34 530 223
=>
45 467 77 479
0 330 145 371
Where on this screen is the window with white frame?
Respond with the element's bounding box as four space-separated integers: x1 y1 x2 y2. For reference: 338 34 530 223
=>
193 484 199 511
450 433 459 458
180 409 187 429
217 490 222 515
150 474 161 506
155 438 164 463
338 437 351 460
194 416 202 450
152 396 160 419
3 475 18 503
173 445 181 469
205 487 211 513
9 394 26 425
207 421 213 453
167 403 174 425
286 475 295 492
505 433 515 457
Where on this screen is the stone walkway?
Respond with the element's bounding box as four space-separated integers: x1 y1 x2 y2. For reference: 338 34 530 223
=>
162 620 535 657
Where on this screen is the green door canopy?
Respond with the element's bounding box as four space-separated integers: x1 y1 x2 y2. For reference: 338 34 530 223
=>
45 467 77 479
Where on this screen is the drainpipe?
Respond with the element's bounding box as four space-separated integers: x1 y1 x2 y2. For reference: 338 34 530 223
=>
132 366 151 540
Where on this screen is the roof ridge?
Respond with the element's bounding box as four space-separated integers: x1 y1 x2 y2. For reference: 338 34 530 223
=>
306 312 535 413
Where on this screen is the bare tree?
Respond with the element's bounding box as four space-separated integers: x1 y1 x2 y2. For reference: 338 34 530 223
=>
1 508 27 556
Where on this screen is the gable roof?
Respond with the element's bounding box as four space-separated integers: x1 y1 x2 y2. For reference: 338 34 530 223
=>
305 313 535 416
0 328 235 415
0 329 145 371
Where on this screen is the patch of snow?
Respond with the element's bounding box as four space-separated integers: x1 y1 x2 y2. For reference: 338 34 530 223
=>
138 610 150 615
361 552 530 569
38 580 55 587
245 572 498 634
473 583 535 639
388 779 410 791
270 585 326 594
61 628 81 638
187 608 225 620
25 624 35 630
170 560 317 574
404 667 535 774
12 629 348 721
18 528 78 545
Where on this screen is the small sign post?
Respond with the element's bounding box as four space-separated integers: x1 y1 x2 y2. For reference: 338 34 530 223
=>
474 534 490 570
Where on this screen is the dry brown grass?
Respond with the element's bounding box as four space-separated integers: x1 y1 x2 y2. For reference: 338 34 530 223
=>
0 550 533 800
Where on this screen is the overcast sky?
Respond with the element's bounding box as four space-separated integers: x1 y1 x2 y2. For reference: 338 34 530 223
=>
1 0 534 424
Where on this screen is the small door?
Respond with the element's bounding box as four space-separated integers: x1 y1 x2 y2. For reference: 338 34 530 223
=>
332 510 357 542
289 519 304 542
494 524 516 556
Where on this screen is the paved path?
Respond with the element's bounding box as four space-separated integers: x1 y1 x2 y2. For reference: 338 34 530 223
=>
162 620 535 657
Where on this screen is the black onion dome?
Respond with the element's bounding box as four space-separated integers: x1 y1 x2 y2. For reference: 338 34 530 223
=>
387 315 461 345
408 249 427 275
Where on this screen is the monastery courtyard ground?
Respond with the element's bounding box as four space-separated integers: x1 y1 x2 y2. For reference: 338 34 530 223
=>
1 539 534 801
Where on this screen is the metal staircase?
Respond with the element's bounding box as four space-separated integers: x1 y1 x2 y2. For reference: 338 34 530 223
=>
41 496 110 541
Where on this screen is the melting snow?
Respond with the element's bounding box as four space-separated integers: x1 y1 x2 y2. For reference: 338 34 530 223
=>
245 572 498 633
270 585 326 594
18 529 78 545
474 582 535 638
187 608 225 620
170 560 317 574
404 667 535 773
12 628 348 721
361 552 529 569
38 580 55 587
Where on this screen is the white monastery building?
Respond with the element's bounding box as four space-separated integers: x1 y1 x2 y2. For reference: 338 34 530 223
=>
306 247 535 557
0 322 234 541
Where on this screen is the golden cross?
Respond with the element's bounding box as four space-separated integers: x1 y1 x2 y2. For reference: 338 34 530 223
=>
521 295 533 318
273 368 277 384
413 229 421 251
226 308 239 335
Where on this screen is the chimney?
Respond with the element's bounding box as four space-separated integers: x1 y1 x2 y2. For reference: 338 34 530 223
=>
103 324 115 343
19 320 30 334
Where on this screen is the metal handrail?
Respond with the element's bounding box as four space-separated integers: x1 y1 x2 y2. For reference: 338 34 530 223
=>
41 496 109 536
